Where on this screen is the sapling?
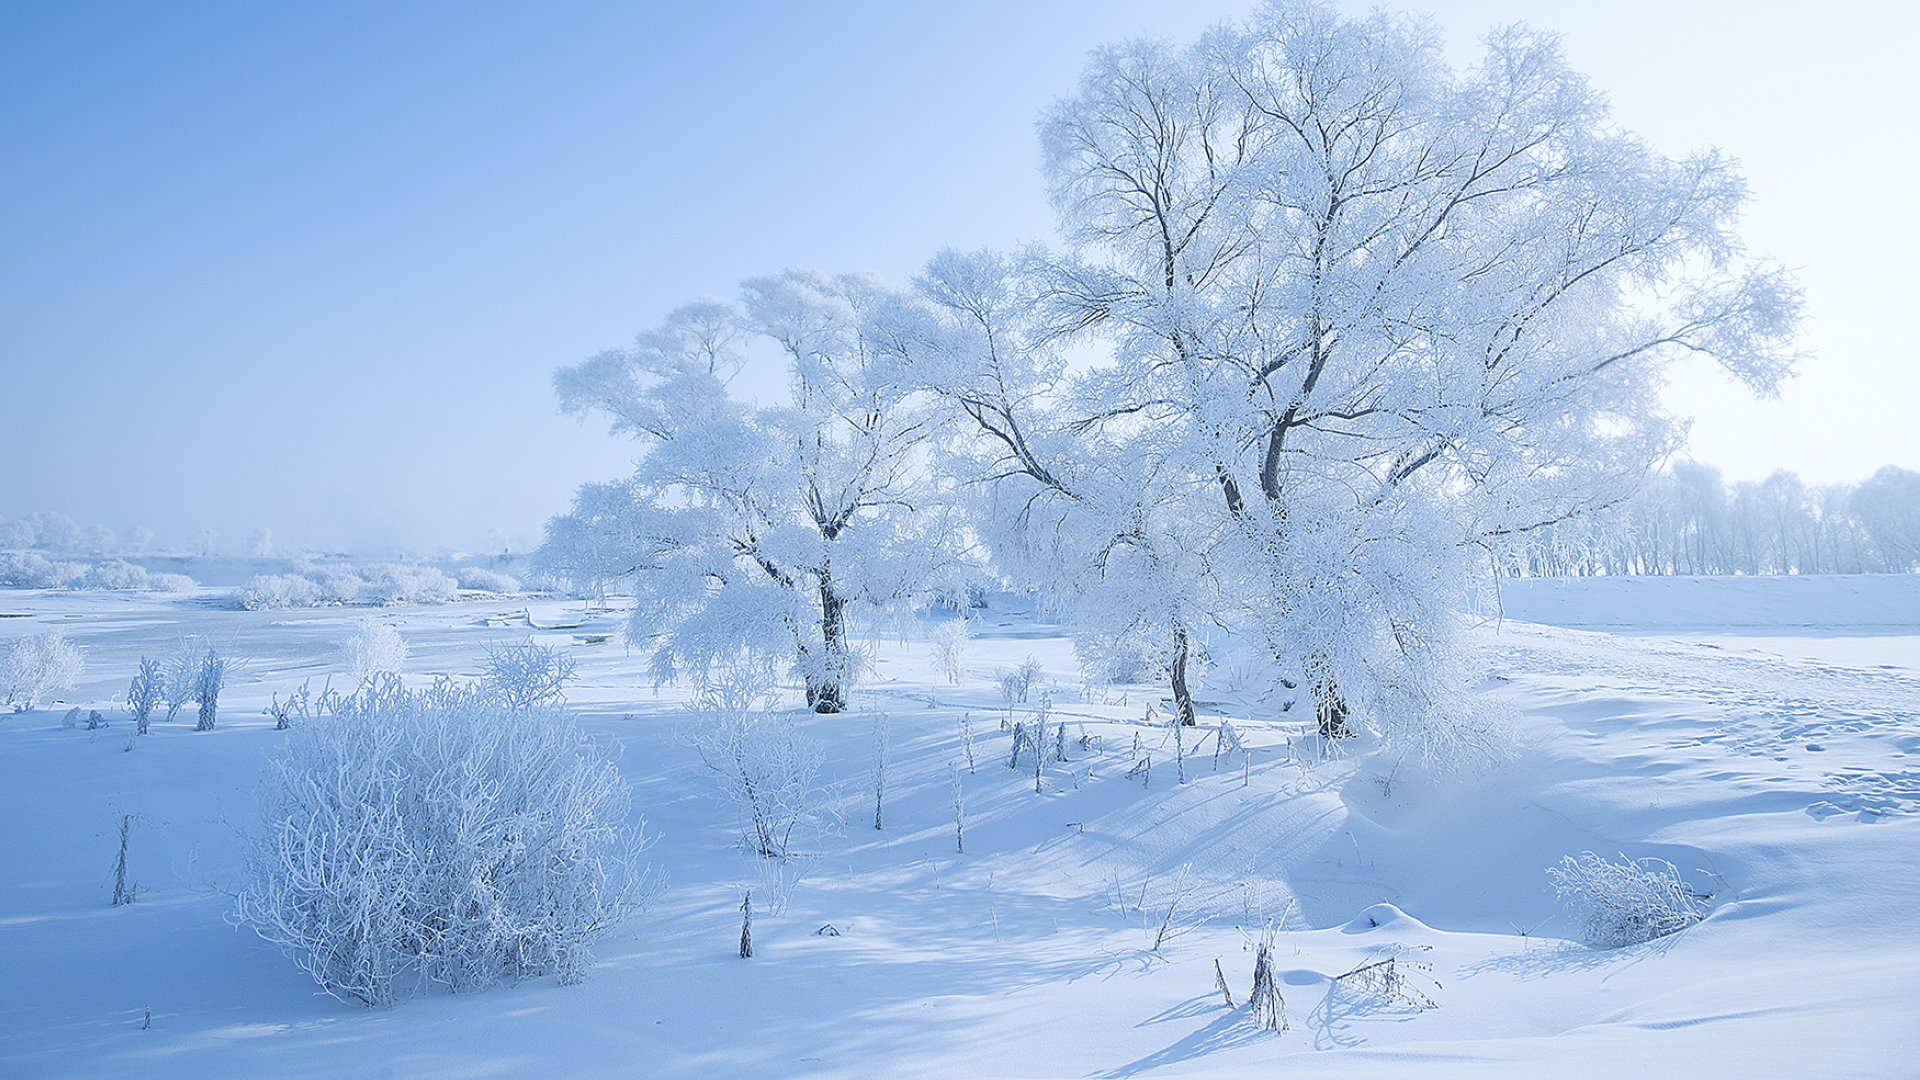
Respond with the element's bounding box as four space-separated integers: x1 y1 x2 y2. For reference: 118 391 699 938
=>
1214 958 1235 1008
1215 718 1244 768
1032 695 1052 793
738 891 754 959
959 712 976 773
128 657 162 735
871 712 890 831
1126 731 1151 787
928 618 971 684
162 646 197 723
110 813 140 906
951 764 965 854
1018 656 1044 698
1007 721 1030 770
193 649 226 731
689 670 826 859
996 655 1046 716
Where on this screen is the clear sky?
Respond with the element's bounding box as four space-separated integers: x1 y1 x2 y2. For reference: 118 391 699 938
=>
3 0 1913 554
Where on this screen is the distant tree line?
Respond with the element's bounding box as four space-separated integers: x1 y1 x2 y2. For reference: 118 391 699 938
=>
0 511 152 556
1503 464 1920 577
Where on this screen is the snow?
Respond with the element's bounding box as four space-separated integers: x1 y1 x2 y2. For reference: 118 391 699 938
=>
2 577 1917 1077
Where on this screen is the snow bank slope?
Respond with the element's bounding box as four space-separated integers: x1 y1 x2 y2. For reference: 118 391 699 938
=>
1497 573 1920 632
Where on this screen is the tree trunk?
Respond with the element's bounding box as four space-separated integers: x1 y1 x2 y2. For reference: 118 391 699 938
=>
1169 624 1197 727
809 573 848 714
1313 677 1351 739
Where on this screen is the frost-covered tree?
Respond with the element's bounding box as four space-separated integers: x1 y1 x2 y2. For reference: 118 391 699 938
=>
907 1 1799 752
29 512 83 553
1854 466 1920 573
899 249 1229 723
543 275 959 712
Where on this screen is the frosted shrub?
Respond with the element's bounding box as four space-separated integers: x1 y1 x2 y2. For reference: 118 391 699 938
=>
3 630 85 711
148 572 198 594
304 566 366 603
83 559 150 590
235 574 322 611
456 567 522 594
128 657 163 733
0 552 87 589
996 656 1046 707
162 644 199 722
193 649 227 731
1548 852 1707 948
482 641 576 709
233 681 652 1006
356 564 457 606
344 620 407 683
927 618 971 684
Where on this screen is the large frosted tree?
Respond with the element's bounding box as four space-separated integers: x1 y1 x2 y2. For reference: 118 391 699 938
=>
907 1 1800 753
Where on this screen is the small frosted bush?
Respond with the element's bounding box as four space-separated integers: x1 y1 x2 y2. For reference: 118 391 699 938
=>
233 680 652 1006
456 567 522 594
1549 852 1707 948
3 630 85 711
148 572 198 594
996 656 1046 707
357 564 457 606
235 574 322 610
84 559 150 590
482 640 575 709
193 649 227 731
0 552 87 589
343 620 407 683
128 657 163 733
928 618 971 684
306 567 366 603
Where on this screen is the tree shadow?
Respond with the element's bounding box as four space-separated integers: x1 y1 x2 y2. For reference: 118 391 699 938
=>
1457 932 1683 981
1093 997 1276 1077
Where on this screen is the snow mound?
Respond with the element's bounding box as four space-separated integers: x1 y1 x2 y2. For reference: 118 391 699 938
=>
1343 902 1430 934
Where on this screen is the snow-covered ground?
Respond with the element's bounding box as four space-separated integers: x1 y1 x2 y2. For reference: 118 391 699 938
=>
2 578 1915 1077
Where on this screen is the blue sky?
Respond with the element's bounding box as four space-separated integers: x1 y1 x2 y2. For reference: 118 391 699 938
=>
3 1 1913 553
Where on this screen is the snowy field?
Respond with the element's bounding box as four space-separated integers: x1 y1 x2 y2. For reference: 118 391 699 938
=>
1 577 1916 1078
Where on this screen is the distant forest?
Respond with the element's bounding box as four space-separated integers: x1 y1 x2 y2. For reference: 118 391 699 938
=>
1509 465 1920 577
